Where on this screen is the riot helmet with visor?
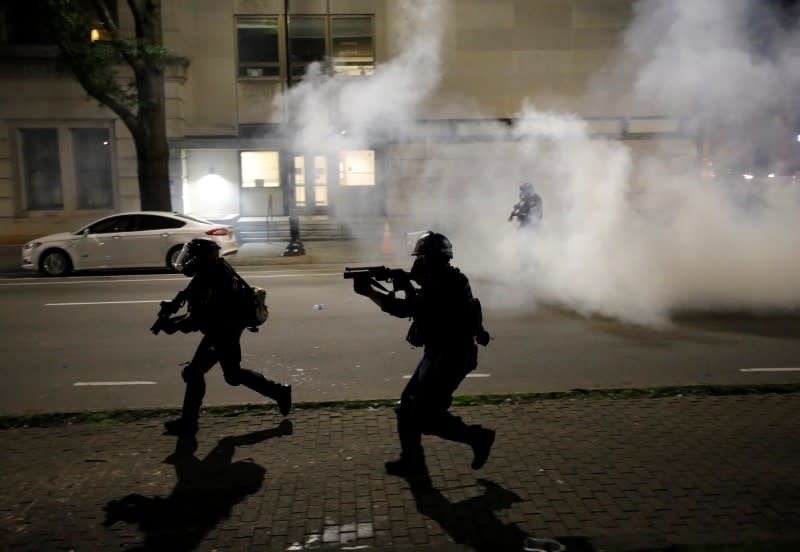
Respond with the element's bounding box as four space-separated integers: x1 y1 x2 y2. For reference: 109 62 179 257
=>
412 231 453 262
175 238 220 277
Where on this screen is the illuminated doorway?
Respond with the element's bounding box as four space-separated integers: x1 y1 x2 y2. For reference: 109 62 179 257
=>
293 154 329 215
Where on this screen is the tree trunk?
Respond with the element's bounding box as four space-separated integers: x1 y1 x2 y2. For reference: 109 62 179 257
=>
130 64 171 212
134 126 171 211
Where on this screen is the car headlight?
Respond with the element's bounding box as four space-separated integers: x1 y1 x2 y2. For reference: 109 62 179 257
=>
23 242 42 251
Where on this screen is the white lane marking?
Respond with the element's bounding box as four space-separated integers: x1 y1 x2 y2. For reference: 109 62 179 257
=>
0 271 341 286
47 300 163 306
402 373 491 379
740 367 800 372
74 381 157 386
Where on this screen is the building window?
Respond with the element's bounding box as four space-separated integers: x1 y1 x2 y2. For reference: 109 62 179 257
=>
20 129 63 210
294 156 306 207
1 0 53 45
287 15 374 80
72 128 113 209
332 17 374 76
237 16 280 78
18 125 114 212
1 0 118 45
339 150 375 186
241 151 280 187
289 16 326 79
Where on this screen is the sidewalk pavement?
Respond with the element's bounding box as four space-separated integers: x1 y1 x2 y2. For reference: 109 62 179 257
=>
1 393 799 551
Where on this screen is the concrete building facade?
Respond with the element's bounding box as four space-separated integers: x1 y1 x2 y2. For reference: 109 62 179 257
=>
0 0 693 243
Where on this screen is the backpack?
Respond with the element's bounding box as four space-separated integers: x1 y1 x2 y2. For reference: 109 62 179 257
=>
229 265 269 331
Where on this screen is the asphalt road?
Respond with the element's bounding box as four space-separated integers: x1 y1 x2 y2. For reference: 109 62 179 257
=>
1 261 800 416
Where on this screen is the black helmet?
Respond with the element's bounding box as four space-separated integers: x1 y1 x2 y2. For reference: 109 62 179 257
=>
520 182 534 196
175 238 220 276
412 231 453 262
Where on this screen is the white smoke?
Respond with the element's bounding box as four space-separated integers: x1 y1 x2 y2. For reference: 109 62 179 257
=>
277 0 800 326
278 0 445 153
522 0 800 325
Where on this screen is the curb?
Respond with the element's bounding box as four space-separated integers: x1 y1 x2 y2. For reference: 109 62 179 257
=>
3 383 800 429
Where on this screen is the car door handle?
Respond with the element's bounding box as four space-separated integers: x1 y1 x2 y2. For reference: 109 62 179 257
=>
112 235 122 239
161 233 170 237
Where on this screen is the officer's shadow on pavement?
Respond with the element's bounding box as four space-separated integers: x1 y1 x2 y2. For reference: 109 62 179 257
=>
103 420 293 551
405 476 528 551
405 476 594 552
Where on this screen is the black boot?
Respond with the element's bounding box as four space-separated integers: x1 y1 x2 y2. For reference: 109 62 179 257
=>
470 426 495 470
238 370 292 416
165 378 204 435
276 384 292 416
387 405 426 476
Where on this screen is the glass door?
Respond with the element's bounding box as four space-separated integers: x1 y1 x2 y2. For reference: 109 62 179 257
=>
293 154 329 214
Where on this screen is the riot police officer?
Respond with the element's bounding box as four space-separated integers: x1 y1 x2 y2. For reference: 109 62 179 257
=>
352 231 495 476
508 182 543 228
155 238 291 435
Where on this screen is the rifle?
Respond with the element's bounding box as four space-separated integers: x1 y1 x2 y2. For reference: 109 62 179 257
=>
508 201 529 222
150 290 187 335
343 265 414 294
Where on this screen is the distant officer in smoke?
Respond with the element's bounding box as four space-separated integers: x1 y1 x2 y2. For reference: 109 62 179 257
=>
508 182 543 228
153 238 292 435
351 231 495 476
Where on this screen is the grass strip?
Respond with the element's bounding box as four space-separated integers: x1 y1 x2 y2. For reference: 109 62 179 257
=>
2 382 800 429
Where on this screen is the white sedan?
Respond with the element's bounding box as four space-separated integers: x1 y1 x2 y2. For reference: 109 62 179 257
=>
21 211 238 276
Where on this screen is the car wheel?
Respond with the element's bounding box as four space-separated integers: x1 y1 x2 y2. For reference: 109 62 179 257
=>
167 245 184 272
40 249 72 276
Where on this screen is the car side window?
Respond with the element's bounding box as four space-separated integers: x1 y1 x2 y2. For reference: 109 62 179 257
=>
87 215 134 234
133 215 185 231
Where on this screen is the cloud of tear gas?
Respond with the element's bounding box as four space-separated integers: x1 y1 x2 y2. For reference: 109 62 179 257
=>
620 0 800 171
521 0 800 325
278 0 445 154
401 0 800 326
278 0 800 326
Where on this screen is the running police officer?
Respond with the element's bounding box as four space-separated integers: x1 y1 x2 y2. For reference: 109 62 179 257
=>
154 237 291 435
352 231 494 476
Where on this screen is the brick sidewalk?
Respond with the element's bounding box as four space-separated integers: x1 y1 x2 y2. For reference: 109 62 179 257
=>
1 394 800 551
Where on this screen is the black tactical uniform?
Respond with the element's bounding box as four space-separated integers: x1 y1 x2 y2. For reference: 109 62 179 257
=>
158 238 291 435
353 232 494 476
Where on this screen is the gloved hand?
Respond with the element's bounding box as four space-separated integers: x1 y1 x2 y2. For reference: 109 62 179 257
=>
388 272 411 295
177 316 196 333
353 277 373 296
156 319 180 335
476 329 491 347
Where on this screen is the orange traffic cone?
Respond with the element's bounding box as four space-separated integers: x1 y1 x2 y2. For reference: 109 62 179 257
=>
383 218 393 256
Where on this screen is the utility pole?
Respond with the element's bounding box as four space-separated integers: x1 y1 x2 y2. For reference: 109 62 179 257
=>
282 0 305 256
